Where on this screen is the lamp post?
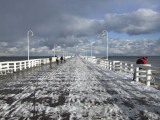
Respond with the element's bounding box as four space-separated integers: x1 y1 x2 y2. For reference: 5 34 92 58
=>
27 30 34 67
27 30 33 68
99 30 108 60
75 45 78 56
91 42 93 57
90 42 95 58
54 44 57 57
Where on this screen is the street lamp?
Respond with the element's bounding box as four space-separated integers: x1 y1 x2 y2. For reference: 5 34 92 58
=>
90 42 95 57
27 30 34 61
90 42 95 58
54 44 57 57
99 30 109 60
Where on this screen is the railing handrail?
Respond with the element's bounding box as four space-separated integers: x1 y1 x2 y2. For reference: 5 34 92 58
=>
85 56 160 87
0 56 72 75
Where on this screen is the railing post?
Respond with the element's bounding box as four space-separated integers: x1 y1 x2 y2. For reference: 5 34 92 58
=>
14 62 16 72
135 67 139 82
29 61 31 68
0 63 2 70
125 63 128 73
33 60 35 67
20 62 22 70
30 60 32 67
28 60 30 68
35 60 36 66
112 61 120 71
0 63 2 75
146 69 152 86
130 64 134 73
37 60 39 66
44 59 46 64
39 59 41 66
24 61 26 69
7 62 10 71
115 61 120 71
112 61 115 71
109 61 112 70
105 60 109 69
32 60 34 67
32 60 33 67
119 62 122 72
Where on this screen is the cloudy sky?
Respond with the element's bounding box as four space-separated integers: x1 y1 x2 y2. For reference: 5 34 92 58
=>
0 0 160 56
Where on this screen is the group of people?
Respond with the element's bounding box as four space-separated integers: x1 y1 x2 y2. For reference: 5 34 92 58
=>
49 56 148 80
49 56 66 68
56 56 66 65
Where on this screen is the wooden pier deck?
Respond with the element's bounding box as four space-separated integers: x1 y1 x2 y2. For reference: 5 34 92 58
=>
0 57 160 120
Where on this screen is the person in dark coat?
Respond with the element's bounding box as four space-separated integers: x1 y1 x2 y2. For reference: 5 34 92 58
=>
49 56 52 68
60 56 63 64
136 57 147 64
56 57 59 65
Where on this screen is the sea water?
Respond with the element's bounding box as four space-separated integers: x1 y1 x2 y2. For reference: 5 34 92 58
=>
0 56 49 62
98 56 160 87
0 56 160 87
108 56 160 67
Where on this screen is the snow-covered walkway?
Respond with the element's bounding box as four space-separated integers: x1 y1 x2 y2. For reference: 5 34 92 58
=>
0 57 160 120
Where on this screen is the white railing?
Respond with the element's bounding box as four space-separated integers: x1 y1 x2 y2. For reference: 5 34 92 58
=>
0 56 72 75
86 56 160 87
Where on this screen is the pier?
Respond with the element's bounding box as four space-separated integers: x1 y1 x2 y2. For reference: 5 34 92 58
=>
0 56 71 75
0 56 160 119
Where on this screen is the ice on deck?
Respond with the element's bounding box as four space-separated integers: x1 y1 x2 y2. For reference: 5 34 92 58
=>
0 57 160 120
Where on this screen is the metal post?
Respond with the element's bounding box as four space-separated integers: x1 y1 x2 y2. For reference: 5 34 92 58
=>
106 31 108 60
99 30 109 60
146 69 152 86
135 67 139 82
54 44 56 57
24 61 26 69
120 62 122 72
20 62 22 70
28 32 29 61
14 62 16 72
125 63 128 73
27 30 33 67
91 42 92 57
130 64 134 73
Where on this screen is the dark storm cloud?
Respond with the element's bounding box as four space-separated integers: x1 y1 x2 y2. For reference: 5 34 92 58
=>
0 0 108 43
0 0 160 56
0 0 160 43
105 9 160 35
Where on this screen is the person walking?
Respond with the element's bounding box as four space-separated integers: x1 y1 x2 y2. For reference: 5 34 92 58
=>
60 56 63 64
49 56 52 69
56 57 59 65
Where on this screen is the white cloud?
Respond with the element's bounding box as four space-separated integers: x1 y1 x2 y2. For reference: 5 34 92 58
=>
87 38 160 56
0 42 8 47
8 47 18 52
0 38 159 56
